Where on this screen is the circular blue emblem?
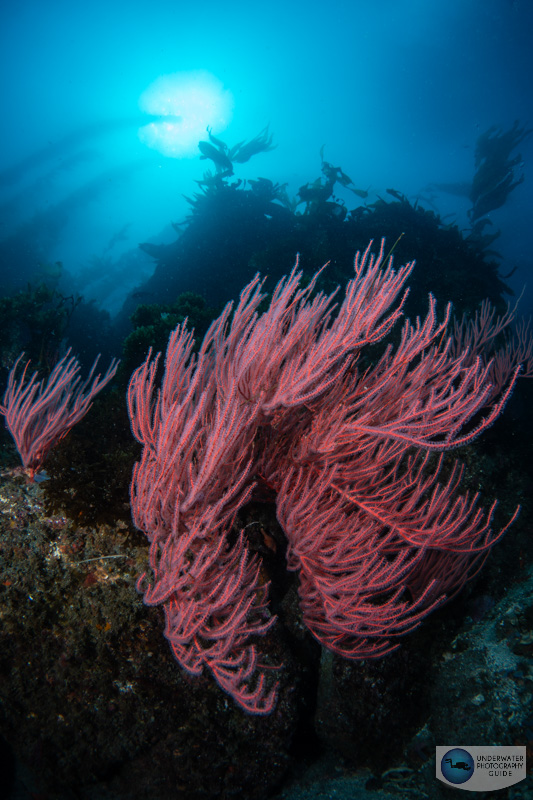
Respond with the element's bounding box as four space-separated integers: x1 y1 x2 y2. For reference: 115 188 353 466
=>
441 748 474 784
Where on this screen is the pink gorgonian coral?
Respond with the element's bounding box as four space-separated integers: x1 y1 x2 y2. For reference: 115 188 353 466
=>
1 349 119 479
128 240 519 715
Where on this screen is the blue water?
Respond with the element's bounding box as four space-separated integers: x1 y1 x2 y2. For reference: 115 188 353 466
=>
0 0 531 315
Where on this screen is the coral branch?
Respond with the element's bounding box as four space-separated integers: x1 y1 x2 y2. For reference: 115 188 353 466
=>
128 239 520 714
1 350 119 479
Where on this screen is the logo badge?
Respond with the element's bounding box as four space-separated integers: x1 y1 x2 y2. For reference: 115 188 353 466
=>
436 746 527 791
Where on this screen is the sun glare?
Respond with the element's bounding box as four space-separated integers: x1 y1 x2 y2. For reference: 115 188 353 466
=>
138 70 234 158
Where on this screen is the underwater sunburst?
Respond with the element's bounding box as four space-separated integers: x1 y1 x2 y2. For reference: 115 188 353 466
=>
138 70 234 158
